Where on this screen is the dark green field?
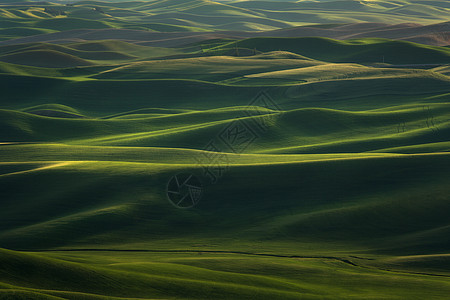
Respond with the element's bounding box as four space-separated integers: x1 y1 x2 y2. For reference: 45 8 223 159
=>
0 0 449 299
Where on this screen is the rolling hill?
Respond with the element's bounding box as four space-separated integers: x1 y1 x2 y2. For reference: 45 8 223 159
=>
0 0 449 299
208 37 450 64
0 0 448 45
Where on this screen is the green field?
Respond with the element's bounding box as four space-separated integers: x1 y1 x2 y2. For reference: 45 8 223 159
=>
0 0 449 44
0 0 449 35
0 0 449 299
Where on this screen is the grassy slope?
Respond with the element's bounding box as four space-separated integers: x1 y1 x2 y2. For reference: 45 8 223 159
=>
0 1 450 298
0 40 185 69
0 0 449 39
0 145 449 297
0 60 449 297
0 248 450 300
208 37 450 64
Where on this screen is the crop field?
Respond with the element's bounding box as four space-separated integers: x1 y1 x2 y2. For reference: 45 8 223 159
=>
0 0 449 299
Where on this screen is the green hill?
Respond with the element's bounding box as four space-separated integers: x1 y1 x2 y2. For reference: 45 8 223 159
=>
0 0 449 39
2 247 450 299
93 56 324 80
208 37 450 64
1 43 137 60
0 1 450 299
0 50 95 68
35 18 113 31
0 49 94 68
